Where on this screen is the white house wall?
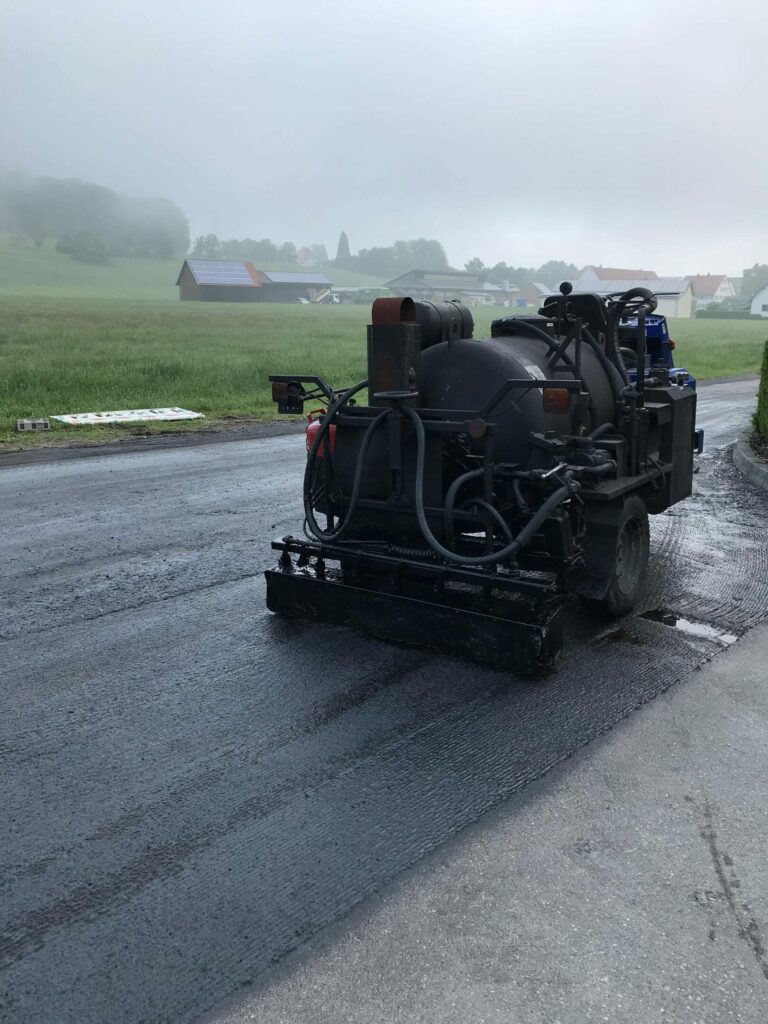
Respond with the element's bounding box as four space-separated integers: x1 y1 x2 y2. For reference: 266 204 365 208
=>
750 286 768 317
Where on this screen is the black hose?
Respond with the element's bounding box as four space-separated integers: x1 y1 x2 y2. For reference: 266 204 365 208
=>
303 379 384 543
405 407 577 566
461 497 514 543
443 467 484 546
581 326 627 398
498 319 576 370
512 479 530 514
589 422 615 440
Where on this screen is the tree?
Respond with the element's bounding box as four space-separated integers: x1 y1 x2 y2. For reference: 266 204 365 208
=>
464 257 485 273
146 230 174 259
250 238 279 262
310 243 328 264
191 234 221 258
336 231 351 263
0 171 190 257
278 241 298 264
56 230 108 264
482 262 535 287
535 260 580 289
355 246 398 277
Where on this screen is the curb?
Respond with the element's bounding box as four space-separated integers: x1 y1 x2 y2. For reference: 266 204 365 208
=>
733 430 768 491
0 420 305 469
698 372 760 388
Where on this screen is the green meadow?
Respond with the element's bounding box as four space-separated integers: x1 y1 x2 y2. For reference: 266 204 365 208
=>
1 241 765 449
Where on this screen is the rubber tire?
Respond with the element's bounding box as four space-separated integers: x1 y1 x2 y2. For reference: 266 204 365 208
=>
581 495 650 618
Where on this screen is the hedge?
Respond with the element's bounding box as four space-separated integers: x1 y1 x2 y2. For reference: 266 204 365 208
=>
755 338 768 439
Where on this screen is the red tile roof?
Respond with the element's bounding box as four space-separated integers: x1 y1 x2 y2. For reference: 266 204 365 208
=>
685 274 726 297
586 266 658 280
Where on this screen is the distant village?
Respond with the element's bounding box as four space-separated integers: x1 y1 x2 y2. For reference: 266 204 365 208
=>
175 258 767 319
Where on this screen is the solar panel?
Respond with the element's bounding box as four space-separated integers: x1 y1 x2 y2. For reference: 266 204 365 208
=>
187 260 256 286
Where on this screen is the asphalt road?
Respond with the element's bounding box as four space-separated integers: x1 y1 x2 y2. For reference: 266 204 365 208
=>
1 379 764 1024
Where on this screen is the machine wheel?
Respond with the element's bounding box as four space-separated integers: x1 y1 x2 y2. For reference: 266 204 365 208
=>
577 495 650 617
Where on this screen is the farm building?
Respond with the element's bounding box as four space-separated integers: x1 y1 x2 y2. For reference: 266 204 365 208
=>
176 259 332 302
582 277 694 318
685 274 735 310
258 271 333 302
385 269 518 305
750 285 768 317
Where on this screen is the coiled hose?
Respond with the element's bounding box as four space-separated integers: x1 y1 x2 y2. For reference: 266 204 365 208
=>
404 407 578 567
303 385 578 565
302 379 384 543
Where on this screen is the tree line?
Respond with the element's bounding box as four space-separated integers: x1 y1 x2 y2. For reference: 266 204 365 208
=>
189 235 328 264
334 232 451 277
189 231 451 278
190 231 583 288
0 169 190 264
462 257 579 290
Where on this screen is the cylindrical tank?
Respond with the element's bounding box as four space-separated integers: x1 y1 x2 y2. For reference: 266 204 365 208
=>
419 332 621 466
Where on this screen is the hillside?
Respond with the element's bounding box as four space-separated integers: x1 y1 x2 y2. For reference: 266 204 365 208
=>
0 238 387 301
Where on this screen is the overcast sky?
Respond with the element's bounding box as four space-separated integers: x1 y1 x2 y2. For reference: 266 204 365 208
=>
2 0 766 275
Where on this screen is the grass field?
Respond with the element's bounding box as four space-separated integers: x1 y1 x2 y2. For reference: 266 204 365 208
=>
2 294 766 450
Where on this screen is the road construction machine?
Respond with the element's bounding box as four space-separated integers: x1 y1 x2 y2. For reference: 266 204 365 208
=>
266 284 702 672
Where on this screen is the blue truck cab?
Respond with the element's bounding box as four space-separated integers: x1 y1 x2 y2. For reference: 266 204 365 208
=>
617 313 697 390
618 313 703 455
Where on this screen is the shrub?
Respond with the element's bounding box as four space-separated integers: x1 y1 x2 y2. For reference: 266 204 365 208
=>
755 339 768 439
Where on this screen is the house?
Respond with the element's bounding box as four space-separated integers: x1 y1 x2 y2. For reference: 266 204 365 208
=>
517 281 553 307
750 285 768 317
575 266 658 288
685 274 735 310
176 259 331 302
574 277 694 318
386 268 485 300
385 268 517 305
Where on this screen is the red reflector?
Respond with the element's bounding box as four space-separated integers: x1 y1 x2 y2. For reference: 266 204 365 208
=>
542 388 570 414
669 339 676 350
272 381 290 402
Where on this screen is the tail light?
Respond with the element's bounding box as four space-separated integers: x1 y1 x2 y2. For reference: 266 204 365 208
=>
542 388 570 414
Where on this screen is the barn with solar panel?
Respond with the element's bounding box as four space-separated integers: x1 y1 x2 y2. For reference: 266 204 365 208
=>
176 259 332 303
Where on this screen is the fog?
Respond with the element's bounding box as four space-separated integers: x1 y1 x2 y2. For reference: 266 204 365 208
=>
2 0 766 274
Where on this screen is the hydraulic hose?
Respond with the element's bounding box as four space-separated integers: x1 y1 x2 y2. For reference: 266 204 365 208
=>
581 326 628 396
500 320 576 370
303 379 385 543
404 407 577 567
443 467 484 546
606 287 658 385
461 497 514 543
589 422 615 440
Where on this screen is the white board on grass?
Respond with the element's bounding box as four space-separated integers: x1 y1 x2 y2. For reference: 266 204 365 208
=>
51 407 205 426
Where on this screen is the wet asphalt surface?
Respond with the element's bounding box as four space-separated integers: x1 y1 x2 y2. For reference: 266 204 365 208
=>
1 379 765 1024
